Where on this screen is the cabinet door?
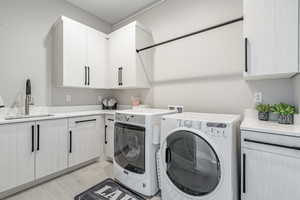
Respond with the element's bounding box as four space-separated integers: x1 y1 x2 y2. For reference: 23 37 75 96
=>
241 148 300 200
0 122 35 193
273 0 298 73
69 116 104 167
244 0 298 78
63 18 87 87
119 24 136 87
109 24 136 88
104 116 114 160
109 30 124 88
35 119 68 179
87 28 109 89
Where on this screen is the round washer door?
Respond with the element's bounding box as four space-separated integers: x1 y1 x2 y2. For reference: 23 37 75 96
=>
164 130 221 196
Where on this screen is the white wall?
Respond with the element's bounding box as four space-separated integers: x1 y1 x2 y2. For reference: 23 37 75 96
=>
0 0 295 112
112 0 295 114
0 0 112 107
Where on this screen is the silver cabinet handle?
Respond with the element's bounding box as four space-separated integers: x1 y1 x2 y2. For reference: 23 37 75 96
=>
69 131 72 153
242 153 246 193
75 119 96 124
104 125 108 144
84 66 87 85
37 124 40 151
118 67 123 86
87 67 90 85
245 38 248 72
31 125 35 153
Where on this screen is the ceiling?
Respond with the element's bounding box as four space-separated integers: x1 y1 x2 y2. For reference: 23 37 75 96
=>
65 0 164 25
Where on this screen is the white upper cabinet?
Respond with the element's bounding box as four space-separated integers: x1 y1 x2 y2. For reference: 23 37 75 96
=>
54 16 109 89
54 17 153 89
243 0 299 80
108 21 153 89
87 27 109 88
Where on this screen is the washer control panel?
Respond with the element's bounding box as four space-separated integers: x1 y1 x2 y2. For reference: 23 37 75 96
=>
115 113 146 126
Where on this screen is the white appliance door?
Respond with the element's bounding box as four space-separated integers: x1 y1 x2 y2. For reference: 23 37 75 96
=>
164 130 221 196
114 123 145 174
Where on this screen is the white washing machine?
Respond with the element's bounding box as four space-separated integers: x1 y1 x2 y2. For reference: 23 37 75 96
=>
159 112 240 200
113 109 176 197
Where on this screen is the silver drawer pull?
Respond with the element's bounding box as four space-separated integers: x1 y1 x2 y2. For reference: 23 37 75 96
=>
75 119 96 124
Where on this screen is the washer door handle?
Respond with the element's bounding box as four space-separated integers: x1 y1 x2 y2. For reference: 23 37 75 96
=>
165 148 172 163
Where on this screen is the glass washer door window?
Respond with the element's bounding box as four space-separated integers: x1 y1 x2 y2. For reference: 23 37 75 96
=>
165 130 221 196
114 123 145 174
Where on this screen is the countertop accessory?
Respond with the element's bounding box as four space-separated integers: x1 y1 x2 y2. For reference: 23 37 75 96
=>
25 79 31 115
271 103 296 125
102 97 118 110
131 96 141 106
168 105 184 113
256 104 271 121
108 98 117 108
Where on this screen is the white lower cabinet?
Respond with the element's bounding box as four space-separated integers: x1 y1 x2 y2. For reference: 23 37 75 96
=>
242 148 300 200
69 115 104 167
104 115 114 160
0 114 104 195
241 130 300 200
0 122 35 193
35 119 68 179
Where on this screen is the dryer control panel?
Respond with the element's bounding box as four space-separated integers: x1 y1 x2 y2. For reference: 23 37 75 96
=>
177 120 228 138
205 122 228 138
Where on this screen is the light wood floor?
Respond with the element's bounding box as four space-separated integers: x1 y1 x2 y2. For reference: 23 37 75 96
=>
4 161 160 200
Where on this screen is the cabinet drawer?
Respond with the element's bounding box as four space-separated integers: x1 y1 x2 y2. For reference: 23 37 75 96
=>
241 130 300 158
69 115 101 128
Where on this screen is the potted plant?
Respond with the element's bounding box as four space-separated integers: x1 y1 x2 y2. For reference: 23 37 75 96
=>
271 103 296 124
256 104 271 121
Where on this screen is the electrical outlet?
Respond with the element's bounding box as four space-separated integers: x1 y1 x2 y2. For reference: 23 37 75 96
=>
66 95 72 103
254 92 262 104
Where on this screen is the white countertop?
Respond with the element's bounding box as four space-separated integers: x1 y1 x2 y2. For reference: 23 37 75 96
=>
241 109 300 137
116 108 176 116
0 108 117 125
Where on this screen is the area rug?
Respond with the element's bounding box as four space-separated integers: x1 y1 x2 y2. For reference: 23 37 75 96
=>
75 178 145 200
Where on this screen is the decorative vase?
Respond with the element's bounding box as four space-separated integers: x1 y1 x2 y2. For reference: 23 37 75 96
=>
278 114 294 125
258 112 269 121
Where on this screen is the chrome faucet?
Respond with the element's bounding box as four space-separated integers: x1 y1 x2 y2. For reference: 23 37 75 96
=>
25 79 31 115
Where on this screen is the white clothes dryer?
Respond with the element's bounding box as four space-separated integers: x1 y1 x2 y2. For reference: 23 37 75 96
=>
159 112 240 200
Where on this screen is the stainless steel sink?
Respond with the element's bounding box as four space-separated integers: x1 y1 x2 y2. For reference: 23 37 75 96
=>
5 114 54 120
